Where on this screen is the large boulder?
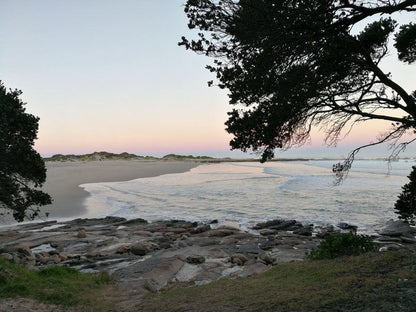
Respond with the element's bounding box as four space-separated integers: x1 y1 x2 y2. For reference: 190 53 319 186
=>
378 220 416 237
253 219 298 231
130 242 154 256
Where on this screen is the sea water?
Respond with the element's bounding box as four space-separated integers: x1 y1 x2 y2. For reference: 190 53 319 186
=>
80 160 415 233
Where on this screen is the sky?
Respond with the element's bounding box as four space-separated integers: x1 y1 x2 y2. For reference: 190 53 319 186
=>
1 0 415 159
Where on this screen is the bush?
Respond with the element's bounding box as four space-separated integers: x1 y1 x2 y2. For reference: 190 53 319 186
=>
307 233 376 260
0 257 113 307
394 166 416 223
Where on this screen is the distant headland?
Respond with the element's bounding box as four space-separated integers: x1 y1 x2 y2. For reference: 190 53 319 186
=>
43 151 309 162
43 151 228 162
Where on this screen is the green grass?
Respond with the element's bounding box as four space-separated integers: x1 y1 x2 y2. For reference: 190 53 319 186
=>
0 258 114 310
2 250 415 311
139 250 416 312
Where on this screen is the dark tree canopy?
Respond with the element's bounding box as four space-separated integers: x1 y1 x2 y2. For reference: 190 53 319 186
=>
0 82 51 222
394 165 416 222
180 0 416 164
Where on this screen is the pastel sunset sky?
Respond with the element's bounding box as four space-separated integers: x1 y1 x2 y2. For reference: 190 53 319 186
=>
1 0 415 159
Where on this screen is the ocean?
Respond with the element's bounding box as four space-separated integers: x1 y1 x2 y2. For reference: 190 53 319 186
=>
80 159 415 233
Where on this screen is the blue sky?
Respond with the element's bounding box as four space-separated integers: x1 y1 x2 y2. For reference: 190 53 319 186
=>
1 0 415 159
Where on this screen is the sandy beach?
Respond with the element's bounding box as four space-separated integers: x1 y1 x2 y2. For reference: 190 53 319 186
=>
42 160 199 220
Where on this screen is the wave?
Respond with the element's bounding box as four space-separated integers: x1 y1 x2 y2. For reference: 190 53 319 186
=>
79 160 414 233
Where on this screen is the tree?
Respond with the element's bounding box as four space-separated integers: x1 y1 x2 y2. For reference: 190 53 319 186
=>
180 0 416 168
394 165 416 223
0 82 52 222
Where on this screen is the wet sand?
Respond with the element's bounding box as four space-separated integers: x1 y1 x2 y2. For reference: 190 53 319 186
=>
42 160 199 219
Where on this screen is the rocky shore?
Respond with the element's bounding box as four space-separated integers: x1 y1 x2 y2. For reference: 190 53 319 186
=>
1 217 415 311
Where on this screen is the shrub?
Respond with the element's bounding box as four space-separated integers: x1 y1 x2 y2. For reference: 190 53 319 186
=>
394 166 416 223
307 233 376 260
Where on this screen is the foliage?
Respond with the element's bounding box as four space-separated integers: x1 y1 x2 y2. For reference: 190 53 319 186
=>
162 153 214 160
394 165 416 223
141 250 416 311
0 82 51 221
307 233 377 260
395 22 416 63
44 151 157 162
43 152 215 162
0 257 113 307
180 0 416 162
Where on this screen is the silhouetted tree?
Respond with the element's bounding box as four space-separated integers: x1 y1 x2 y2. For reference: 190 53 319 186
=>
0 82 51 221
394 165 416 223
180 0 416 169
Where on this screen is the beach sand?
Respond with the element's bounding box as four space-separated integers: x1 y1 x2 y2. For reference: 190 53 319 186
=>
42 160 199 219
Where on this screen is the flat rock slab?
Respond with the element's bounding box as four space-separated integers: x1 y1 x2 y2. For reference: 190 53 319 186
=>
0 217 323 296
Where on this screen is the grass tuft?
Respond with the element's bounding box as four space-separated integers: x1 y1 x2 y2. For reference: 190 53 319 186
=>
0 257 115 309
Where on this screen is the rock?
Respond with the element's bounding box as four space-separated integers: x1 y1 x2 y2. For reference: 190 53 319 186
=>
400 235 416 244
0 215 323 292
375 236 402 243
231 253 249 266
259 229 278 236
159 242 173 249
315 225 340 238
208 229 237 237
190 225 211 234
269 220 297 231
130 242 154 256
293 226 313 236
237 242 263 255
18 246 32 257
216 221 241 231
379 244 403 252
258 253 275 265
186 255 205 264
1 253 13 261
59 252 68 261
165 227 188 234
210 219 218 224
338 222 358 233
77 229 87 238
174 263 203 282
379 220 416 237
259 241 277 251
166 220 195 229
143 279 159 293
51 254 61 264
253 219 283 230
253 219 295 230
119 218 148 225
12 254 21 264
116 245 130 254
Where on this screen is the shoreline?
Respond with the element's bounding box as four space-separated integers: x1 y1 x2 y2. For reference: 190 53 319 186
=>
41 160 200 220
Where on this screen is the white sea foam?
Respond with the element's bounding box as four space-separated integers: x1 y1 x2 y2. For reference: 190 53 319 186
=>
79 160 415 233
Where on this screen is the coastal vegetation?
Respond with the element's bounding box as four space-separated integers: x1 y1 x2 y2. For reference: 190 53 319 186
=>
43 151 315 163
1 249 414 311
180 0 416 171
0 257 114 310
43 152 218 162
44 151 158 162
162 153 214 160
306 233 376 260
0 82 51 222
395 165 416 223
